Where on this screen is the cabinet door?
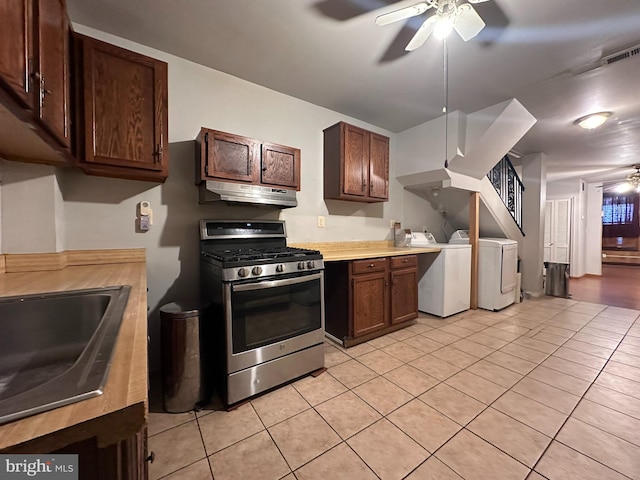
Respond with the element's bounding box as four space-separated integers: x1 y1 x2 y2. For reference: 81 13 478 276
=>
352 271 388 337
369 132 389 200
0 0 31 107
35 0 69 148
343 123 368 197
80 35 168 177
390 267 418 324
204 129 259 183
261 142 300 190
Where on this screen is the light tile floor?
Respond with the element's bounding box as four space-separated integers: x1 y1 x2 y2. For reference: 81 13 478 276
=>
148 296 640 479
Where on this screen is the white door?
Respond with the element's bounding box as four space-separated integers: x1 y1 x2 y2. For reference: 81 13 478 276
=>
544 198 572 263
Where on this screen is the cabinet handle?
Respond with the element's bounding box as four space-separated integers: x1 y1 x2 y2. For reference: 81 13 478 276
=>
146 451 155 463
402 259 408 263
368 264 374 268
33 72 50 110
154 143 163 161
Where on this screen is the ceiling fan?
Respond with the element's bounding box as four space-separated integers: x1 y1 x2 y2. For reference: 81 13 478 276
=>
600 165 640 193
375 0 490 51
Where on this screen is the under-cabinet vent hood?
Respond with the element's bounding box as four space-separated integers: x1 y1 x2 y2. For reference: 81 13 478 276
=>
199 180 298 208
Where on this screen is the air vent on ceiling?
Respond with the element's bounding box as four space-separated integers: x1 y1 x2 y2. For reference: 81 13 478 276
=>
601 44 640 66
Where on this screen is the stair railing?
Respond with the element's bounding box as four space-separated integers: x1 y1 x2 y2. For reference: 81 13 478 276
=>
487 155 525 235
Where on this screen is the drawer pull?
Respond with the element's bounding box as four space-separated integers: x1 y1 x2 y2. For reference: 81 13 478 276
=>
368 264 375 268
402 259 408 263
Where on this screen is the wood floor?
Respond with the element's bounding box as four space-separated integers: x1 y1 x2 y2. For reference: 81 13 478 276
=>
570 264 640 310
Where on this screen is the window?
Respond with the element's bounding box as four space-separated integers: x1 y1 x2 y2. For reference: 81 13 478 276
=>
602 193 640 237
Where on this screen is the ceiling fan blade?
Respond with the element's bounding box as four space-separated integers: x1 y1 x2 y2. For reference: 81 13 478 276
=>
467 0 490 3
405 15 438 51
453 3 485 41
375 2 432 26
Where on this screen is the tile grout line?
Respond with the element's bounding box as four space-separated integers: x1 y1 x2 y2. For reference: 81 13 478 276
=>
528 310 640 479
154 300 639 480
400 301 623 478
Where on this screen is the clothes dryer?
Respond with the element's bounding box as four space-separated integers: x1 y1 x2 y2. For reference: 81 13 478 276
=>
449 230 518 311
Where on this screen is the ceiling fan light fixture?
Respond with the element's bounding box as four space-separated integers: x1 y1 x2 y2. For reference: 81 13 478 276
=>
377 0 488 49
434 16 455 39
575 111 612 130
627 166 640 184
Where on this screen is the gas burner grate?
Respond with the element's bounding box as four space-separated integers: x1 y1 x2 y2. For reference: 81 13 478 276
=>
203 247 321 263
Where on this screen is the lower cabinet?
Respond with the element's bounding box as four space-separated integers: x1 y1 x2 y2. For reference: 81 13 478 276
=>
325 255 418 346
53 428 148 480
352 258 389 337
390 255 419 325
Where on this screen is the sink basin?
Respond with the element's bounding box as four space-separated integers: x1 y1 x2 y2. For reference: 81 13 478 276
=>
0 285 131 425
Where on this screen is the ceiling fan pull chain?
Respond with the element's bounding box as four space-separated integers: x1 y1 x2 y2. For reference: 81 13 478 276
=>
444 36 449 169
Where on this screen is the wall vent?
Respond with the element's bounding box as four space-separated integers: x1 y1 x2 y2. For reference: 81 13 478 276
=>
601 44 640 66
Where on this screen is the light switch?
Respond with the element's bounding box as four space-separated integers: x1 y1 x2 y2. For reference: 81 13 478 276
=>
317 216 326 228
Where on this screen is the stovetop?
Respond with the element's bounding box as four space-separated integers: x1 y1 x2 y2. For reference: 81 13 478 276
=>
199 219 324 281
202 246 321 264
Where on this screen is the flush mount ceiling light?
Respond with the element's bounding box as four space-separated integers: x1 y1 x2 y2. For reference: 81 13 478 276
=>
574 111 612 130
375 0 490 51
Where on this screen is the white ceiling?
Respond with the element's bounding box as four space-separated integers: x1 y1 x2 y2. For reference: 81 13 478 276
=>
66 0 640 184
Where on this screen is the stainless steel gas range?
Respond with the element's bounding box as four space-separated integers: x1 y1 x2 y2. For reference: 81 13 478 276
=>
199 220 325 406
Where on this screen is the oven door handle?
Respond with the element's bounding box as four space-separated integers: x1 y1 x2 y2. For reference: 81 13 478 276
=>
233 272 323 292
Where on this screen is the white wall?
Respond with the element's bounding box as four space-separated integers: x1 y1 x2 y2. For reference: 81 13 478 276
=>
520 153 546 295
585 183 603 275
1 161 64 253
1 25 444 371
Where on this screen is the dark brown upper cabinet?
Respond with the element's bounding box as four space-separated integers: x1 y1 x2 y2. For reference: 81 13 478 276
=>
261 142 300 189
0 0 72 165
35 0 70 149
197 129 260 183
0 0 32 108
196 128 301 191
323 121 389 202
73 33 169 182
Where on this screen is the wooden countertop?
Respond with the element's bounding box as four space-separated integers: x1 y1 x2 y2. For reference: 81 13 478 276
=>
289 240 441 262
0 250 147 452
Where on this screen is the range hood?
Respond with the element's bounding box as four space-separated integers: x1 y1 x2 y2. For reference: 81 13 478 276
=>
199 180 297 208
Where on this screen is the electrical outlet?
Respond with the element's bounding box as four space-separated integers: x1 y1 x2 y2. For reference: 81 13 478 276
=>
317 216 326 228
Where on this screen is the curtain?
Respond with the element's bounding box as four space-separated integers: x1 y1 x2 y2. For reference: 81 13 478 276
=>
602 192 640 237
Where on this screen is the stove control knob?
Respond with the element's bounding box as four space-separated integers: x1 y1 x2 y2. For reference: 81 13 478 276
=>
252 266 263 276
307 260 316 269
298 261 306 270
276 264 285 273
237 267 249 278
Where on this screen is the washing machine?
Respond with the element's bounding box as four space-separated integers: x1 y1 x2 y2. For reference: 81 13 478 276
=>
411 232 472 317
449 230 518 311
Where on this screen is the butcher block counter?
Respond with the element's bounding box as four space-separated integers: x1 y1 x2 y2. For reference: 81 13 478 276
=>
0 249 147 453
290 241 440 347
289 240 440 261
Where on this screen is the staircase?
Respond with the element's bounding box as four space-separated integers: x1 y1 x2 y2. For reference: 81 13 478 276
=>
487 155 525 235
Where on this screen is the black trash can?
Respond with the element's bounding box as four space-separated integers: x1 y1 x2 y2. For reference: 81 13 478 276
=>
160 302 204 413
544 262 570 298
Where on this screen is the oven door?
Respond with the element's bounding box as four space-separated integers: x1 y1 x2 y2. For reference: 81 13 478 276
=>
224 271 325 373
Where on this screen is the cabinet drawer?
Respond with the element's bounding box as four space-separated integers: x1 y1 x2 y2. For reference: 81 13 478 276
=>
390 255 417 269
352 258 387 275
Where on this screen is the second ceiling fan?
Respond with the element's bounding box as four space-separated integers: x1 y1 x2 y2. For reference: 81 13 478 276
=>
375 0 490 51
